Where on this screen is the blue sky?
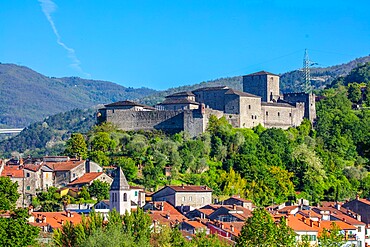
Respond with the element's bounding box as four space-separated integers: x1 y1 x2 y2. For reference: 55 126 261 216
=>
1 0 369 90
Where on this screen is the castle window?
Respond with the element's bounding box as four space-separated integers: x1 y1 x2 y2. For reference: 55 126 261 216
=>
251 115 254 119
123 193 127 202
26 186 30 190
248 105 251 109
26 173 30 177
289 113 292 117
266 111 269 116
202 197 205 204
182 196 186 202
278 112 280 117
189 196 192 201
255 115 257 119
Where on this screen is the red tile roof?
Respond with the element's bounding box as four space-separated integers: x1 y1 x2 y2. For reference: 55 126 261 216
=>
24 164 42 172
68 172 105 185
184 220 207 229
46 160 85 171
1 166 24 178
149 202 186 226
30 211 82 229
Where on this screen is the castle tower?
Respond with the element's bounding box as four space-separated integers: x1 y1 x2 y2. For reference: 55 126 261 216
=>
242 71 280 102
110 167 131 214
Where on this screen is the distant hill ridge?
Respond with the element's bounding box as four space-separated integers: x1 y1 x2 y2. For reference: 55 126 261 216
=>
0 63 157 128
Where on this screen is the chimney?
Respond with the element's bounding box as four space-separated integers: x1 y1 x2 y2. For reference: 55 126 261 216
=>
182 184 184 189
166 214 170 220
356 194 360 200
233 204 237 210
310 219 313 227
357 214 362 222
335 203 341 210
60 219 64 225
220 223 224 229
230 225 234 232
42 216 46 223
318 219 321 227
343 217 346 222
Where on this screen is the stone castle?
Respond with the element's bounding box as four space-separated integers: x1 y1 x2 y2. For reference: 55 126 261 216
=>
98 71 316 136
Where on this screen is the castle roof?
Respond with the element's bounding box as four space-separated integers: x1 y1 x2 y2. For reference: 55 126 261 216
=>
104 100 155 110
192 86 229 92
225 89 260 98
166 91 195 98
158 98 200 105
261 101 296 108
244 71 279 77
110 167 130 191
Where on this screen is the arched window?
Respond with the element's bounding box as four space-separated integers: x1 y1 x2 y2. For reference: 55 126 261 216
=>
123 193 127 202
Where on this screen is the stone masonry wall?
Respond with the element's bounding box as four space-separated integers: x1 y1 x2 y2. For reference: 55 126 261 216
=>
262 102 305 129
238 96 263 128
283 92 316 122
105 109 184 133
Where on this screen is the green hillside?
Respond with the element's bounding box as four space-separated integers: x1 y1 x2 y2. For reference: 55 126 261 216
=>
0 63 157 127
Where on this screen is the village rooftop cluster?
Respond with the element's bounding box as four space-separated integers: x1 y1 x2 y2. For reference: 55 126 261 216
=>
1 156 370 246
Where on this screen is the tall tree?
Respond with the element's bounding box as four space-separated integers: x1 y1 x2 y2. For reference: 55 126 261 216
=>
65 133 88 160
236 208 296 247
0 177 20 210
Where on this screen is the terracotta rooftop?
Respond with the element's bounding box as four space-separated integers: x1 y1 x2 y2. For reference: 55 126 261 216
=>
183 220 207 229
24 164 42 172
45 160 85 171
1 165 24 178
149 201 186 226
68 172 106 186
30 211 82 229
244 71 279 77
167 185 212 192
104 100 155 110
313 206 365 226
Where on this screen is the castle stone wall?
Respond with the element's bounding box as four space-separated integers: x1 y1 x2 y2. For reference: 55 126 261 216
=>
239 96 263 128
243 74 280 102
104 109 184 133
193 89 228 111
262 102 305 129
283 93 316 122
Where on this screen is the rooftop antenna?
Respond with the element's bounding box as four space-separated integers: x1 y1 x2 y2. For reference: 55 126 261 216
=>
303 49 318 93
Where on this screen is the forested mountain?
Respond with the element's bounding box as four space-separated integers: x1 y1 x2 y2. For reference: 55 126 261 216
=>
140 55 370 106
0 108 96 157
0 63 157 127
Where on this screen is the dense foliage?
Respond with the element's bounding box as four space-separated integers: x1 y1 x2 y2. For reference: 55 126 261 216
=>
0 177 40 246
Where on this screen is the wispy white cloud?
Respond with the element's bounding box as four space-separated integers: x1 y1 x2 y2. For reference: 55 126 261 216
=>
38 0 90 78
